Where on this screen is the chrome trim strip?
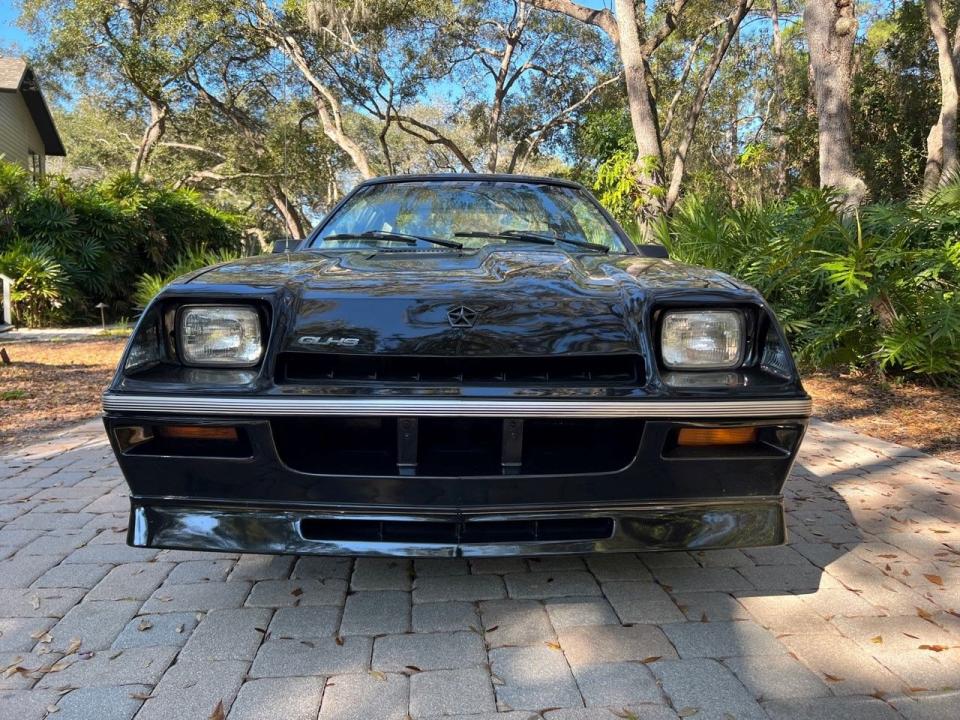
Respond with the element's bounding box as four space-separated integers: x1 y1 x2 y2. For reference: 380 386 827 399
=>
103 393 812 418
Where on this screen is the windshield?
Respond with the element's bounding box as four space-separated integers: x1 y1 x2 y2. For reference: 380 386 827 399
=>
311 180 629 253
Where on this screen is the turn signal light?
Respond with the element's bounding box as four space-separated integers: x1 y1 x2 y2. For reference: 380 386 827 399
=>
677 427 758 446
155 425 238 441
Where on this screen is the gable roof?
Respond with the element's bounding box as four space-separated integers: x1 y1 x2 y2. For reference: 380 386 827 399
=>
0 57 66 156
0 58 27 90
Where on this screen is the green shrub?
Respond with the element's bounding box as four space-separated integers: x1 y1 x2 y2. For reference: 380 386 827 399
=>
134 248 242 308
655 187 960 383
0 241 68 326
0 159 247 326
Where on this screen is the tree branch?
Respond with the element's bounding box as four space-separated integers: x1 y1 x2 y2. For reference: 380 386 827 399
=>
527 0 619 44
642 0 694 55
664 0 754 212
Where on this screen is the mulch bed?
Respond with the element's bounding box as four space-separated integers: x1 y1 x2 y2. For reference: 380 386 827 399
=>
1 337 959 464
804 372 960 464
0 338 125 450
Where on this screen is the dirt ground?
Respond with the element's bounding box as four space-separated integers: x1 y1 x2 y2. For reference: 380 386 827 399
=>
1 338 959 463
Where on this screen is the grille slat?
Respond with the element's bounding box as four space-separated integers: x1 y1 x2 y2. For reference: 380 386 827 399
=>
278 353 644 386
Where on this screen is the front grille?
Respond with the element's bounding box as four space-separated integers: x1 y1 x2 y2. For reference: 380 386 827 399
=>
277 352 644 385
271 417 643 476
300 517 614 544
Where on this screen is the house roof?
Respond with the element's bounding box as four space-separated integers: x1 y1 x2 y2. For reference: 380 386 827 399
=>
0 57 66 156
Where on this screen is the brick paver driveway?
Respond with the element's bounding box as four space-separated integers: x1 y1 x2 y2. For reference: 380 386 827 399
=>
1 419 958 720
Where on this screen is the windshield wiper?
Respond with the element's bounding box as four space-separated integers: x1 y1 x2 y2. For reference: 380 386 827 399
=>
454 230 609 253
502 229 609 253
323 230 463 249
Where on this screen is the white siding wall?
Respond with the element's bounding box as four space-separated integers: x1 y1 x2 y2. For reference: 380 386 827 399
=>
0 90 45 171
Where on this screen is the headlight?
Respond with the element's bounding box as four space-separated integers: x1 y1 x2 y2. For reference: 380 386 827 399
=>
661 310 744 369
178 305 263 366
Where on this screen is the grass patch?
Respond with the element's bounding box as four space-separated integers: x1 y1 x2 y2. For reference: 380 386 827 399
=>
1 389 29 401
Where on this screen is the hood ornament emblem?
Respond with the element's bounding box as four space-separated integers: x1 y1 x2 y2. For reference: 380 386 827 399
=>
447 305 479 328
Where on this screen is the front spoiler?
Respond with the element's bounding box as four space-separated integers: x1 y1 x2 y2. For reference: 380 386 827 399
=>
128 499 786 557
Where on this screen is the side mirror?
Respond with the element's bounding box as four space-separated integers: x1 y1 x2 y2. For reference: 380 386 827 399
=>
638 244 669 259
272 237 303 253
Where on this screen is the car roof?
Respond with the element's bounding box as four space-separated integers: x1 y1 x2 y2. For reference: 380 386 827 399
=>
355 173 585 191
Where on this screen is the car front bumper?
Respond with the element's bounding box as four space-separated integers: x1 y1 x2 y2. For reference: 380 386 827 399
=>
103 394 809 556
128 498 786 557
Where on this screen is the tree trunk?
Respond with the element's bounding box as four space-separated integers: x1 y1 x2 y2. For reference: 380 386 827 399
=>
804 0 866 208
486 5 526 173
130 100 168 176
613 0 665 214
924 0 960 189
664 0 752 213
770 0 789 197
270 186 308 239
255 1 375 180
925 120 945 191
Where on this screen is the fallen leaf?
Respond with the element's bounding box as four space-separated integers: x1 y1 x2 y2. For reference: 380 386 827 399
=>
917 608 934 621
334 635 344 646
30 629 52 642
545 641 562 651
65 637 82 655
48 660 72 672
919 644 948 652
823 673 844 682
486 625 499 633
208 699 225 720
137 620 153 632
924 574 944 587
369 670 387 681
878 554 898 559
641 656 662 664
129 692 152 700
290 587 304 597
2 665 30 680
904 632 920 639
490 672 505 686
870 636 883 644
46 705 59 714
404 665 422 673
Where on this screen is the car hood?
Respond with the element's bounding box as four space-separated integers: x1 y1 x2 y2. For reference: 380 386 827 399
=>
184 248 744 356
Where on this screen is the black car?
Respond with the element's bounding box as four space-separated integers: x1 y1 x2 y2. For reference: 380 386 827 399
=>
103 174 811 557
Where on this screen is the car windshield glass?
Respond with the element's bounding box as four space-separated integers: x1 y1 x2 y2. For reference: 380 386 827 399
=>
312 180 628 252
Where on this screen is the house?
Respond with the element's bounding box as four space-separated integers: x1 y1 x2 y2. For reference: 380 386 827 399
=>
0 57 66 178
